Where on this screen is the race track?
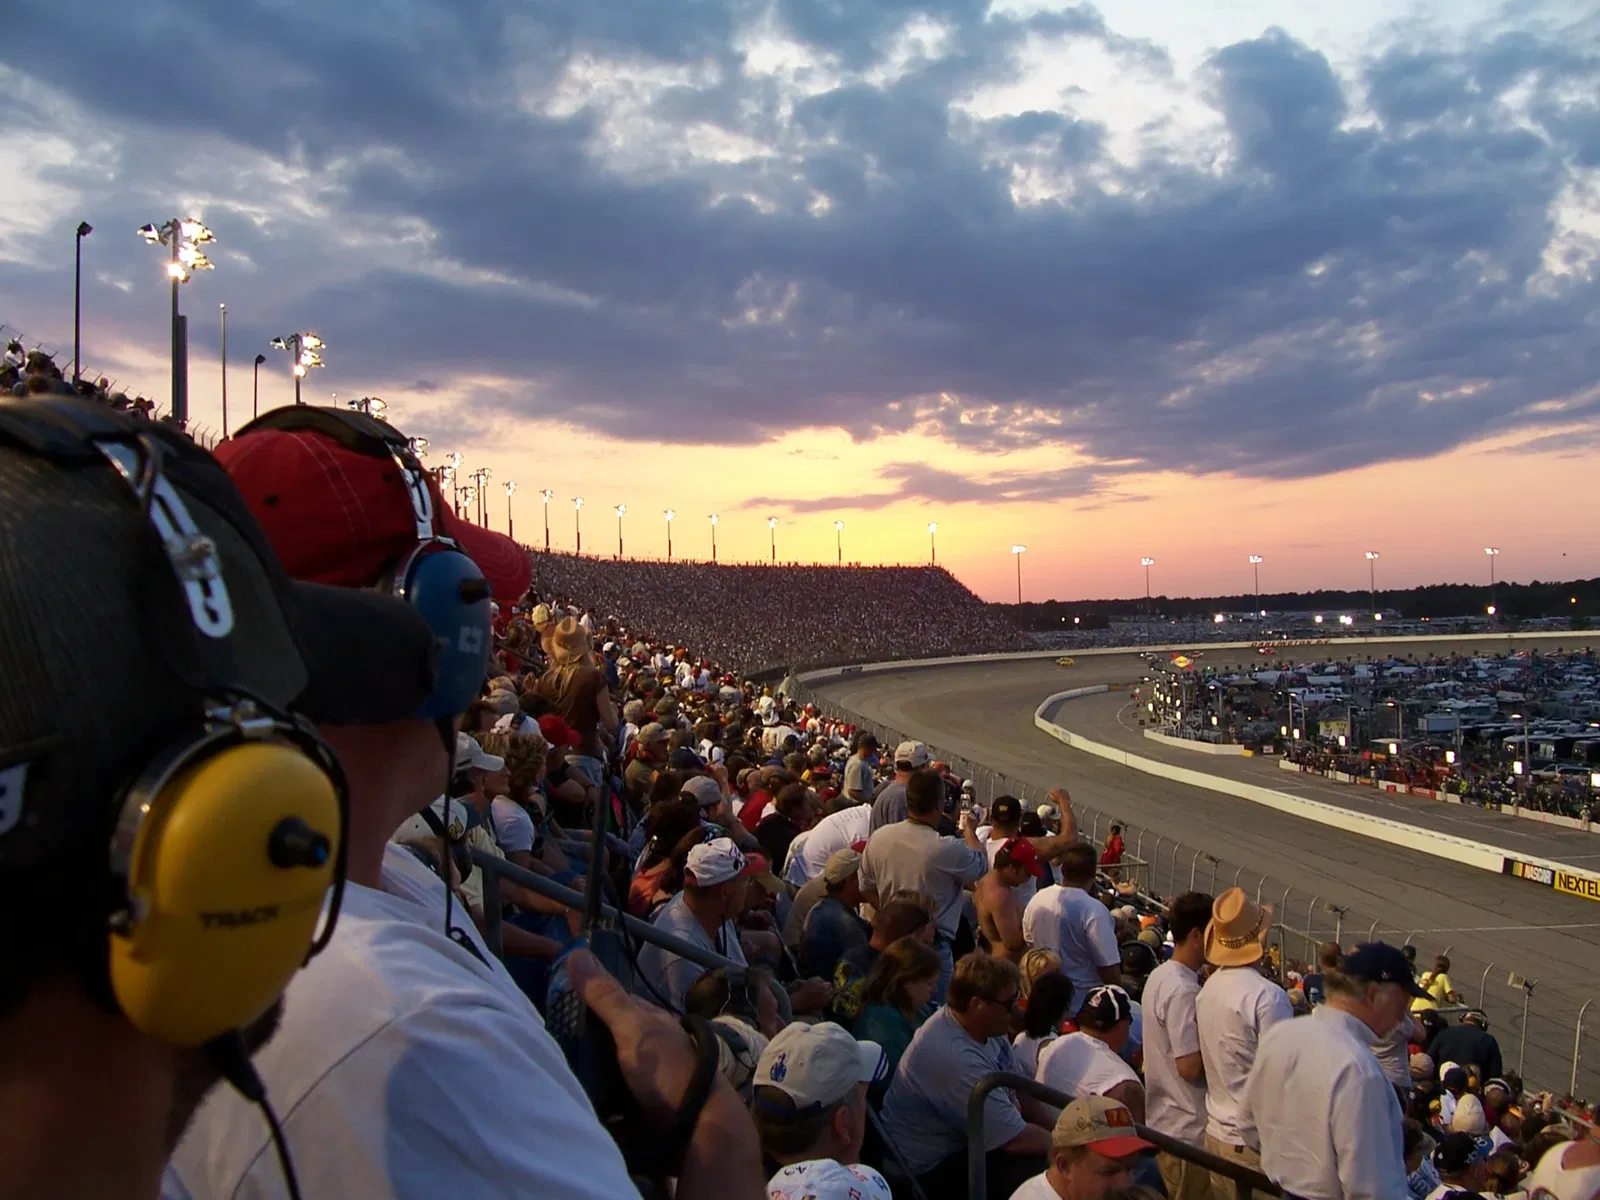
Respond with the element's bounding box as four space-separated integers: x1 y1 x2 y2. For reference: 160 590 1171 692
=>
811 637 1600 1094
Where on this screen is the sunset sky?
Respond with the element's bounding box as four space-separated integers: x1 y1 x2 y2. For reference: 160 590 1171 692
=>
2 0 1597 603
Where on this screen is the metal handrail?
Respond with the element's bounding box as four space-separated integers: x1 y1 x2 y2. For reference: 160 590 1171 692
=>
965 1073 1282 1200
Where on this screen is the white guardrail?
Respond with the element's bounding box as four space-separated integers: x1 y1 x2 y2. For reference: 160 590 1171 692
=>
793 629 1600 904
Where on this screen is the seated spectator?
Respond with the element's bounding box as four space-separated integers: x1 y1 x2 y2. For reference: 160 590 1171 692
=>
752 1023 889 1187
784 847 857 951
831 894 933 1024
878 952 1052 1200
1484 1146 1525 1196
1428 1131 1492 1199
796 850 871 979
756 782 812 871
624 722 671 807
1020 949 1065 1000
627 800 704 918
853 937 942 1100
1303 941 1341 1007
1036 985 1144 1122
1014 972 1077 1079
1403 1118 1442 1200
1009 1096 1156 1200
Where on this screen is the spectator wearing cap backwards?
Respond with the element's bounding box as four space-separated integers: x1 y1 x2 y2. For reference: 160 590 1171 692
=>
859 769 987 1000
843 733 881 804
1194 888 1292 1198
869 741 931 832
980 789 1080 910
1140 891 1213 1200
752 1023 892 1198
1037 985 1145 1122
1023 844 1122 1019
879 953 1053 1200
172 410 762 1199
1426 1132 1492 1200
1011 1096 1158 1200
976 836 1050 962
1428 1010 1503 1086
1245 943 1427 1200
796 850 870 979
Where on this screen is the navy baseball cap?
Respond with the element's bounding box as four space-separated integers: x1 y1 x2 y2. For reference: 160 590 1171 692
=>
1342 943 1431 998
1433 1132 1491 1173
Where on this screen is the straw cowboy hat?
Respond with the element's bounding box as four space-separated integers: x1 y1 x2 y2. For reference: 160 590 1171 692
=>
549 616 592 663
1204 887 1274 968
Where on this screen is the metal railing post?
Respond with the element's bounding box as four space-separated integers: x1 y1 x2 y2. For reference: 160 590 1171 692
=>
1256 877 1268 904
1190 849 1204 890
1520 985 1534 1077
1480 962 1494 1009
1574 1000 1593 1097
1368 919 1381 941
1305 895 1321 946
1208 855 1219 893
1233 866 1246 889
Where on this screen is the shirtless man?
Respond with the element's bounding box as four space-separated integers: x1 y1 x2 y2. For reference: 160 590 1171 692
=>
975 837 1049 962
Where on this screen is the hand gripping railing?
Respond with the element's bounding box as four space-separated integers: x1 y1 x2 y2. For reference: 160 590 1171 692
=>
965 1073 1281 1200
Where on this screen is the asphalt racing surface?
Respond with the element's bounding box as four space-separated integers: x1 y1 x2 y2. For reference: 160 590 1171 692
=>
812 637 1600 1093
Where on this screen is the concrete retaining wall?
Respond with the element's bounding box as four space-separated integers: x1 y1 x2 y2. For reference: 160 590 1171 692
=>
1144 728 1250 755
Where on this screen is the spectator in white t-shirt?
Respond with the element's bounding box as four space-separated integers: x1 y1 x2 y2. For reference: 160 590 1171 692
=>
784 800 871 886
1036 985 1144 1122
1009 1096 1157 1200
1194 888 1292 1199
1139 891 1213 1200
1022 844 1121 1017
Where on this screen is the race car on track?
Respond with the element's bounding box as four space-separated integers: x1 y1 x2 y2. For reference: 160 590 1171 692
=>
1056 656 1076 667
1256 646 1276 656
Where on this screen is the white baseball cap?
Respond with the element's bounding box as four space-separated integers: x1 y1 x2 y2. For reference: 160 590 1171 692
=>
893 741 930 768
754 1022 887 1110
684 837 783 891
454 732 505 774
766 1159 891 1200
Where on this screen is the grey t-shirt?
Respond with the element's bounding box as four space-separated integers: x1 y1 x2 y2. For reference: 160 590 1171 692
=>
869 780 909 831
637 892 747 1010
859 821 988 941
880 1006 1028 1176
843 755 877 803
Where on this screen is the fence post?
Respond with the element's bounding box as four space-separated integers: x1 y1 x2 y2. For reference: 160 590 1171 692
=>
1093 813 1102 844
1520 984 1535 1078
1256 877 1268 904
1574 1000 1593 1097
1189 850 1203 890
1480 962 1495 1008
1233 866 1245 889
1208 856 1219 893
1136 830 1146 862
1305 895 1320 945
1368 919 1381 941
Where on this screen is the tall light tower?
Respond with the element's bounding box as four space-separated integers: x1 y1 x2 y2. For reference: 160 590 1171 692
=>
1141 557 1155 639
503 480 516 539
138 217 215 427
768 516 778 565
834 519 844 566
268 331 324 406
444 452 461 514
540 488 553 552
665 509 676 562
1485 547 1500 618
574 496 585 554
709 513 719 564
1249 554 1263 599
1012 545 1027 604
1365 550 1380 617
929 522 938 567
469 467 491 526
613 504 626 558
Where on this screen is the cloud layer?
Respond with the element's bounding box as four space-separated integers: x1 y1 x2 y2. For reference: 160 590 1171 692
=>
2 0 1597 511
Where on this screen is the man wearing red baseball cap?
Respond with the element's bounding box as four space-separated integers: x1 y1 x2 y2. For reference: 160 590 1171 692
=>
1012 1096 1155 1200
171 409 762 1200
975 836 1048 963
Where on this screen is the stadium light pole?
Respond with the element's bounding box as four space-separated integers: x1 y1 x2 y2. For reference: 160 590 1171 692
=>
269 331 324 405
139 217 215 427
834 519 844 566
709 513 719 564
574 496 584 554
768 516 778 565
1485 547 1500 618
218 302 230 437
1249 554 1263 598
504 480 516 539
73 221 92 385
346 396 387 419
469 467 491 525
445 452 462 515
1365 550 1380 617
251 353 265 418
929 522 938 566
665 509 675 562
1012 545 1027 604
614 504 626 559
540 488 553 552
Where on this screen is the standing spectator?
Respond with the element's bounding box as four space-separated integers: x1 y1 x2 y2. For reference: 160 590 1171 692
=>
1195 888 1291 1197
980 789 1079 911
859 769 987 1000
1244 943 1426 1200
1100 824 1125 870
1411 955 1460 1013
869 741 930 832
843 733 880 804
1009 1097 1156 1200
1036 985 1144 1121
738 766 783 831
797 851 871 979
535 617 617 792
1427 1011 1503 1085
854 937 942 1095
1022 844 1122 1017
976 837 1049 962
1524 1139 1600 1200
1303 942 1341 1008
751 1022 889 1189
879 953 1052 1200
1141 892 1212 1200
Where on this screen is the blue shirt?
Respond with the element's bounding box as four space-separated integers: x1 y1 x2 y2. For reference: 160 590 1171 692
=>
797 897 870 979
879 1006 1027 1176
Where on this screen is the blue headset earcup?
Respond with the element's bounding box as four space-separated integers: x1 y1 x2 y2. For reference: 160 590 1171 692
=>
401 546 493 720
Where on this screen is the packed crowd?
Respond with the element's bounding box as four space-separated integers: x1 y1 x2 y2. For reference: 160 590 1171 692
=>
527 552 1025 673
8 394 1599 1200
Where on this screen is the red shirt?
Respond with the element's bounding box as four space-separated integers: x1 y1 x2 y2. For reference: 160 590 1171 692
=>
739 789 774 832
1101 834 1125 865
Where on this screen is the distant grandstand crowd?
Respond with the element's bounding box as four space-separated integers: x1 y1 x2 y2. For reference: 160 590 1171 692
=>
528 552 1026 673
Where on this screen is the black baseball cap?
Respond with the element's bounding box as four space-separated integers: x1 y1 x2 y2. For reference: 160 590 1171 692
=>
1433 1132 1491 1173
0 400 436 871
1342 943 1431 998
990 795 1022 825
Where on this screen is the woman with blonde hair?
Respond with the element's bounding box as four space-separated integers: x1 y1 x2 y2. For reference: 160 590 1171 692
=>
854 936 942 1099
534 617 617 793
1019 948 1063 1001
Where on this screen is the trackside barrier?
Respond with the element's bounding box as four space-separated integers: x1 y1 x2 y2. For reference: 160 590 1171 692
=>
786 681 1600 1101
965 1073 1280 1200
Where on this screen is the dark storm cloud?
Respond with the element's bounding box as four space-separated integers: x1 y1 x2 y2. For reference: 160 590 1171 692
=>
2 0 1598 506
746 461 1111 512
